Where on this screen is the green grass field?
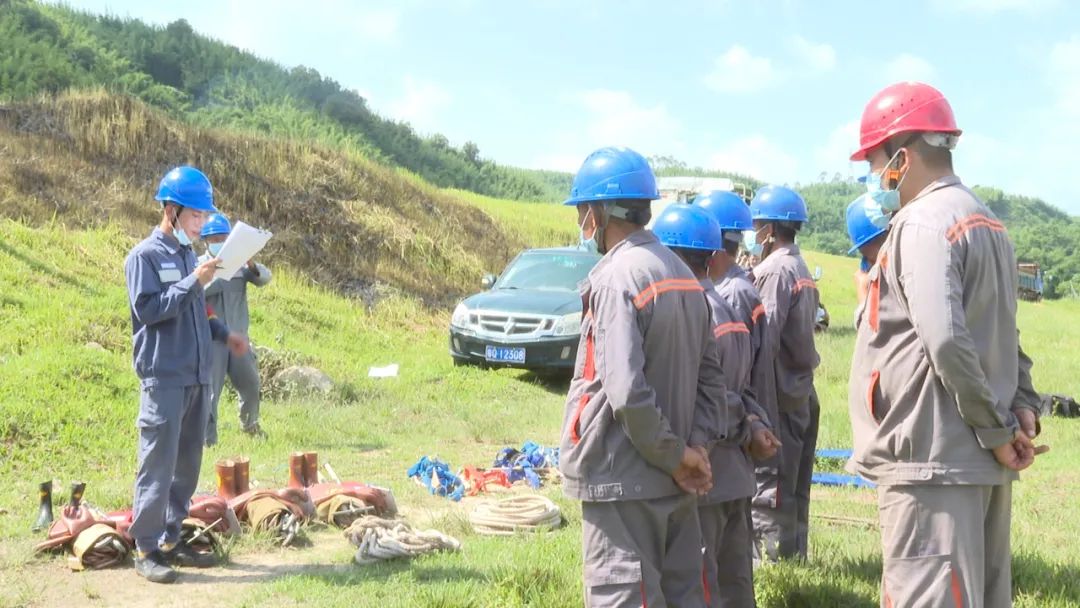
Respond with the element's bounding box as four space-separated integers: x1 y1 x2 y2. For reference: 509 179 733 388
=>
1 208 1078 607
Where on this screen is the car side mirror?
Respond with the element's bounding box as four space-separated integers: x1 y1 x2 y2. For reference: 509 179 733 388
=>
481 274 496 290
813 266 823 282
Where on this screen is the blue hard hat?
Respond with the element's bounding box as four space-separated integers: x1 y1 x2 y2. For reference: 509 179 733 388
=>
563 146 659 206
155 166 217 212
201 213 232 238
749 185 808 223
846 195 887 254
652 204 723 251
694 190 753 230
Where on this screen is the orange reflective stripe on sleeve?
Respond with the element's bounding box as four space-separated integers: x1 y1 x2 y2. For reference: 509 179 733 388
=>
632 279 703 310
792 278 818 294
946 214 1005 244
751 303 766 324
714 322 750 338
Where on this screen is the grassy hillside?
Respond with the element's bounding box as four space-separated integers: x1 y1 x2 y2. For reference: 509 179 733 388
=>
0 0 568 202
0 90 560 305
1 219 1078 607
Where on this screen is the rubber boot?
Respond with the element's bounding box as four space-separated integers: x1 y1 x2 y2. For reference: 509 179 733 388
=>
215 460 237 500
302 452 319 488
32 481 53 532
234 457 251 495
287 453 306 490
69 482 86 508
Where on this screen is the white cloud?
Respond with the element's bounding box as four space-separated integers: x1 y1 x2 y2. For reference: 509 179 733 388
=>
388 75 452 131
1049 36 1080 117
529 90 685 173
350 6 401 44
707 135 799 183
790 36 837 73
943 0 1060 14
702 46 781 93
530 153 586 174
576 90 682 147
882 53 937 83
812 119 863 179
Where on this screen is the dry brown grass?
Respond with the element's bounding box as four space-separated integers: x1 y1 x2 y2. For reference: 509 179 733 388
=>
0 89 532 305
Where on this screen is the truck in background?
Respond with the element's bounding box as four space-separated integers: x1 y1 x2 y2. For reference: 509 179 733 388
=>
1018 262 1044 302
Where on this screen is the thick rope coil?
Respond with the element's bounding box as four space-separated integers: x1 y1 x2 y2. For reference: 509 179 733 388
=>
468 495 562 536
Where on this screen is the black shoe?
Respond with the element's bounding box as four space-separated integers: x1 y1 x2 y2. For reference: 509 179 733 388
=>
243 424 268 439
162 540 218 569
135 551 178 584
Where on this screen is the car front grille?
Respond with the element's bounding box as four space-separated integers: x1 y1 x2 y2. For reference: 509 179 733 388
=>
473 312 553 337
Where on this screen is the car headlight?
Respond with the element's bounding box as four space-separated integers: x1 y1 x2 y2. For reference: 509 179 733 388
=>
552 312 582 336
451 303 471 328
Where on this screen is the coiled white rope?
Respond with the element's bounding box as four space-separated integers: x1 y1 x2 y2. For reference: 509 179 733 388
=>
468 495 562 536
344 516 460 565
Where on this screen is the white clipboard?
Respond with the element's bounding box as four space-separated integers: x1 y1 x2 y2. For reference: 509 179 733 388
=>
210 221 272 283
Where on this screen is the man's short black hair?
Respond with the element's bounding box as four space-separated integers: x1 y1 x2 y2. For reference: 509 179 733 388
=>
670 247 712 274
603 199 653 226
721 231 741 257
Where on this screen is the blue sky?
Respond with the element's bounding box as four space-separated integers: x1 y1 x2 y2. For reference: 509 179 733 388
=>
63 0 1080 213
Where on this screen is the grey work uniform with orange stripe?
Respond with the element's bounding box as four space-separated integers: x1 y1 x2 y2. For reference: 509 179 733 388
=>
716 264 765 362
559 229 728 608
699 279 769 608
848 176 1041 608
749 244 820 562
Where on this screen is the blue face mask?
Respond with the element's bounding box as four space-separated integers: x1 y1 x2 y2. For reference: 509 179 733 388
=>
860 193 893 230
169 207 193 247
862 148 907 228
577 208 599 254
207 242 224 257
174 226 193 247
860 257 872 273
742 228 764 257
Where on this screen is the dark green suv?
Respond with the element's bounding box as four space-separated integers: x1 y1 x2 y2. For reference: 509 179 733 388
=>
449 247 600 372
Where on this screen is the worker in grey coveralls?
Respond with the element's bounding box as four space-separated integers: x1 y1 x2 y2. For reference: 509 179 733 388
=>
558 147 725 608
745 185 820 563
654 203 781 608
124 166 249 584
696 190 767 386
847 81 1047 608
198 213 272 443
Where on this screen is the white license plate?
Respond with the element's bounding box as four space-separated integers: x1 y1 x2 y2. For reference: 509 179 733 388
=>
485 346 526 364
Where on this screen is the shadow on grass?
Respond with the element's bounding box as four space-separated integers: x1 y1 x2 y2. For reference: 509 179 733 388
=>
1013 551 1080 603
515 370 570 396
0 236 100 296
174 559 484 587
816 549 1080 604
823 325 857 339
768 583 876 608
305 441 388 453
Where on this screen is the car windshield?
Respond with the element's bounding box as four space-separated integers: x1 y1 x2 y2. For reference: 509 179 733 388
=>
494 252 596 292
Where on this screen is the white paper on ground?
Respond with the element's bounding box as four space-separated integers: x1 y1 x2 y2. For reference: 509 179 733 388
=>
368 364 400 378
210 221 273 283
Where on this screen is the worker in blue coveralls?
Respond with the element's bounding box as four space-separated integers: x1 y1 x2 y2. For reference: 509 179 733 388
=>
124 166 249 583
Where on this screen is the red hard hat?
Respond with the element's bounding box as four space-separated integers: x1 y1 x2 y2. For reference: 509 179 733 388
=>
850 81 961 161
